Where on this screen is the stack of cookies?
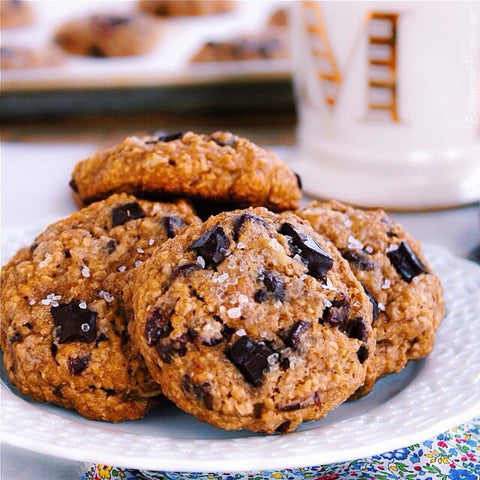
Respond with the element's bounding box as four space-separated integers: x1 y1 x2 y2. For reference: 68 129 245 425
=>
0 131 444 433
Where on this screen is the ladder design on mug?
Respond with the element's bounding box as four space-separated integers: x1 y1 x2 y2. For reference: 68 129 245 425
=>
303 0 342 108
367 12 400 122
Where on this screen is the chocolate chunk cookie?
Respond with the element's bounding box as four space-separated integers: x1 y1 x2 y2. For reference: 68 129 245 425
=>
190 31 289 62
1 0 34 28
138 0 235 17
1 45 64 69
0 194 199 422
70 131 301 214
132 208 374 433
297 200 445 397
54 13 160 57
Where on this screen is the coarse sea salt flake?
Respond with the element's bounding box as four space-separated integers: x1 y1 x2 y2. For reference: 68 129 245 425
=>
347 235 363 250
382 279 391 289
237 242 245 250
365 245 374 254
386 244 399 253
99 290 114 303
227 307 242 319
148 239 155 246
79 301 87 309
378 302 386 311
196 256 206 268
238 294 249 305
134 260 143 268
137 248 144 254
81 265 91 278
235 328 246 336
28 299 36 305
118 265 127 272
324 298 332 308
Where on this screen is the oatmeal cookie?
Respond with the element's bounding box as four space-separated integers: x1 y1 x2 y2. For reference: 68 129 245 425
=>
1 0 34 28
70 131 301 214
0 194 199 422
132 208 374 433
1 45 63 69
54 13 160 57
138 0 234 17
297 200 445 396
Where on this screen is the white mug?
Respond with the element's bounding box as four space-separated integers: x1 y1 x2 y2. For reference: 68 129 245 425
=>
290 1 480 209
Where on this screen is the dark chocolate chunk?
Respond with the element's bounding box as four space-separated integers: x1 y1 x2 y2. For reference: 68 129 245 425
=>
294 172 303 190
95 333 108 346
156 334 189 363
279 402 302 412
262 271 286 301
280 356 290 370
68 355 91 375
51 343 58 357
145 307 173 345
23 322 33 329
51 302 97 344
167 262 201 289
278 223 333 280
275 420 291 433
69 178 79 193
283 321 311 349
87 45 106 58
362 286 379 321
64 250 71 258
387 241 428 282
100 387 115 397
145 132 184 144
182 375 213 410
342 317 369 343
161 215 186 239
189 225 230 267
226 336 274 387
9 331 21 344
254 402 264 418
53 386 63 398
254 289 268 303
99 15 131 26
232 212 269 241
111 202 145 227
105 240 117 254
340 249 376 271
357 345 369 364
210 132 238 147
321 293 350 327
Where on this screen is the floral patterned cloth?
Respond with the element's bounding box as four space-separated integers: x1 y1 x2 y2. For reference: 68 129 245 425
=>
82 417 479 480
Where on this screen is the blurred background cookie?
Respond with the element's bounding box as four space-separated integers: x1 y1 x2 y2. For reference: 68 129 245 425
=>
138 0 235 17
1 0 34 28
191 31 289 62
1 45 64 69
54 13 160 57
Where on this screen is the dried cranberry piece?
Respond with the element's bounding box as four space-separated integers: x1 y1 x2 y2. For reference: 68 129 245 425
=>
111 202 145 227
51 302 97 344
278 223 333 280
156 334 189 363
387 241 428 282
226 336 274 387
189 225 230 267
145 307 173 345
342 317 369 343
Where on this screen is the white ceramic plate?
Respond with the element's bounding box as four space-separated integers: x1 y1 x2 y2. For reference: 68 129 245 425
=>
1 230 479 472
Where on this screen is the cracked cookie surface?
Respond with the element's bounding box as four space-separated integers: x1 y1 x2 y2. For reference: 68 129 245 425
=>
132 207 374 433
0 194 199 422
297 200 445 397
70 131 301 214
